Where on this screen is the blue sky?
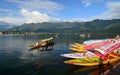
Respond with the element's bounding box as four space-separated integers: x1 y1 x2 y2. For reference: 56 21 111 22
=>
0 0 120 25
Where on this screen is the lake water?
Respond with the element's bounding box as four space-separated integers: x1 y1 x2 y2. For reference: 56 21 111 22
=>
0 34 119 75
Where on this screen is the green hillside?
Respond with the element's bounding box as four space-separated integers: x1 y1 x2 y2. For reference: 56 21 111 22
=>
11 19 120 33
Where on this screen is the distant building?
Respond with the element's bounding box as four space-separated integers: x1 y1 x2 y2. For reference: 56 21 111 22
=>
80 34 85 37
87 34 91 38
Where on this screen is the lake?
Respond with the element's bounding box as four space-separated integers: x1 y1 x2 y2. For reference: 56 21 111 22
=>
0 33 119 75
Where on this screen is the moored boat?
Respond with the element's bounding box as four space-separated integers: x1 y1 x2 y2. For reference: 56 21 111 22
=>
61 51 95 59
64 52 120 66
62 36 120 66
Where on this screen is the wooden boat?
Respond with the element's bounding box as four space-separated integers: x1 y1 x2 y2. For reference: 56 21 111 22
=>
70 43 86 52
29 37 54 50
69 47 86 53
93 41 120 59
63 37 120 66
61 51 95 58
83 35 120 45
64 52 120 66
83 39 109 45
66 57 120 75
70 40 112 52
29 44 41 50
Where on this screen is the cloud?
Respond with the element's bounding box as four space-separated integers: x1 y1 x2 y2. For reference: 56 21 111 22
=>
81 0 91 7
63 18 89 22
105 2 120 19
0 9 12 13
63 2 120 22
0 17 24 25
81 0 104 7
0 0 62 25
0 9 13 16
91 2 120 20
0 9 60 25
7 0 63 15
0 0 120 25
0 9 24 25
20 9 60 23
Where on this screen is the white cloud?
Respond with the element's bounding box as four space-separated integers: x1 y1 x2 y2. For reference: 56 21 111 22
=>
0 9 12 12
20 9 60 23
81 0 91 7
63 2 120 22
0 17 24 25
91 2 120 20
63 18 90 22
81 0 104 7
7 0 63 15
0 9 14 16
0 9 25 25
106 2 120 19
0 9 60 25
0 1 120 25
21 9 51 23
0 0 63 25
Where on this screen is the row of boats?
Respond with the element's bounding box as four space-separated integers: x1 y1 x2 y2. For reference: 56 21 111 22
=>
61 36 120 66
29 36 120 66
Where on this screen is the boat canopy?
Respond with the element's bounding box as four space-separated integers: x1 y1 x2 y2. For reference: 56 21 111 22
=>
41 37 53 42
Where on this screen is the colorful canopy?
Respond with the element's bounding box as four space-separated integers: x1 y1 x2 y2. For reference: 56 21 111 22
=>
41 37 53 42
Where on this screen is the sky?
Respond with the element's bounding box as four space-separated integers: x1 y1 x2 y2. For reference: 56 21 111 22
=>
0 0 120 25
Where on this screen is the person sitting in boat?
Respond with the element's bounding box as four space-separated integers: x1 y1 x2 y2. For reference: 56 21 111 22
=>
35 41 39 46
41 41 47 46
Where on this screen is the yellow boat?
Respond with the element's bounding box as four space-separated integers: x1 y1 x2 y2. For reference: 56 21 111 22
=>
70 43 86 52
29 37 54 50
69 47 86 53
64 52 120 66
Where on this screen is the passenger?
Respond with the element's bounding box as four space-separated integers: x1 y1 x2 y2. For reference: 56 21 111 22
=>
35 41 39 46
41 42 47 46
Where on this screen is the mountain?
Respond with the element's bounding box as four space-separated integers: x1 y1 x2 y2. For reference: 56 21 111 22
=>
0 21 15 31
11 19 120 33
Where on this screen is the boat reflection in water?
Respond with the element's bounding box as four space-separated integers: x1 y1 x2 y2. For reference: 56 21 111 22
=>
66 65 98 75
66 59 120 75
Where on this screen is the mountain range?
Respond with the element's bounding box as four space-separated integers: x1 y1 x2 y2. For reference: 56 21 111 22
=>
0 21 15 31
11 19 120 33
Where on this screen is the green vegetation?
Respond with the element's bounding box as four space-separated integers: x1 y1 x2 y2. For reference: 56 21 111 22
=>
1 31 26 34
10 19 120 35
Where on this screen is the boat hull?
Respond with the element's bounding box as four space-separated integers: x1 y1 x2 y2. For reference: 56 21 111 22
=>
61 51 95 59
64 53 120 66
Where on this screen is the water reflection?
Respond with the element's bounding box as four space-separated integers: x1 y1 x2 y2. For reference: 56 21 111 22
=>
66 59 120 75
28 47 54 53
66 66 98 75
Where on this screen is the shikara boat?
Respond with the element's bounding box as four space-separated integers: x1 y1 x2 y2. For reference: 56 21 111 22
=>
61 51 95 59
29 44 41 50
70 40 112 52
64 52 120 66
62 36 120 66
70 36 120 52
66 57 120 75
29 37 54 50
70 43 86 52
